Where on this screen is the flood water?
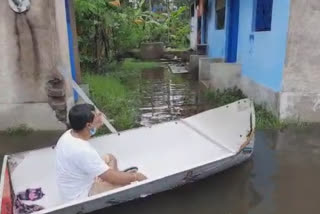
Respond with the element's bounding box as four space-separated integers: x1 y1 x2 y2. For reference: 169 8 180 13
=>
1 66 320 214
92 128 320 214
0 131 63 168
1 129 319 214
139 66 202 126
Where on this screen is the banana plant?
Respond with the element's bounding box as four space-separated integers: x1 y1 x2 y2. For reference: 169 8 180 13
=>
75 0 191 71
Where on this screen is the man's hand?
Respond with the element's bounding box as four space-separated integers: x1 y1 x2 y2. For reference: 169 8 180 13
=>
100 169 147 185
92 111 105 129
134 172 147 182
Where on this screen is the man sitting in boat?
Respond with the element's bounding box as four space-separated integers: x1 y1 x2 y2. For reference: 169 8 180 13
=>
55 104 147 202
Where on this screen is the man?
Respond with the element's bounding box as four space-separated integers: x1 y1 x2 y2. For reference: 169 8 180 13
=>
55 104 147 202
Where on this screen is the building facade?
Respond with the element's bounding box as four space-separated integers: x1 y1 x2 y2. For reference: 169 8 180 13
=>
0 0 80 130
191 0 320 122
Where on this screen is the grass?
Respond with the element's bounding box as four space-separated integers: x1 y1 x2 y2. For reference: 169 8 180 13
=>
85 59 307 131
105 58 159 73
119 58 160 70
203 88 309 130
254 105 286 130
83 59 160 134
4 124 34 136
203 88 246 108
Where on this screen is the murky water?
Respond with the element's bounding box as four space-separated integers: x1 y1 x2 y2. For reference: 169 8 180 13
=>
1 67 320 214
139 66 203 126
0 131 63 168
1 129 319 214
92 128 320 214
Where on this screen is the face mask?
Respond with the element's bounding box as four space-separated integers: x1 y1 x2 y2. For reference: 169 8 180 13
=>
90 127 97 136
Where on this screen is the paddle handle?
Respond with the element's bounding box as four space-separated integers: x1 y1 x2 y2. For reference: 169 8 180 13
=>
59 68 118 134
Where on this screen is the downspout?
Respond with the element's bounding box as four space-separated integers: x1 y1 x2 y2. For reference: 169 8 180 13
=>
64 0 78 102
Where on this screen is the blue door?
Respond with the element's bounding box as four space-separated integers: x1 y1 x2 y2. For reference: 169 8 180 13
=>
226 0 240 63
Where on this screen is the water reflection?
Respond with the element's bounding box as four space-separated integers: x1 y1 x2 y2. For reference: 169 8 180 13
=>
92 129 320 214
139 67 201 126
1 66 320 214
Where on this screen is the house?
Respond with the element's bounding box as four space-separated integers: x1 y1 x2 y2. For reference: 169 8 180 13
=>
150 0 177 13
0 0 80 130
190 0 320 122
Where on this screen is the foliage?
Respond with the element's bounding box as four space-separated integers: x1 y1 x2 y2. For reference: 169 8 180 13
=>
203 88 247 108
75 0 190 71
254 105 285 130
166 6 190 48
83 59 160 133
84 74 138 131
5 124 34 136
75 0 146 69
203 88 308 130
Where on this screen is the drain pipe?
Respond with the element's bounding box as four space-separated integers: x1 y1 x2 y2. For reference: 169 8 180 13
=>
65 0 78 102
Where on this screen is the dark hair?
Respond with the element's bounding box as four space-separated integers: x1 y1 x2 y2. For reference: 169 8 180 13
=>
68 104 95 131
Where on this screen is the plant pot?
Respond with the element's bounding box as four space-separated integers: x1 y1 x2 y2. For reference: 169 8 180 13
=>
140 42 164 60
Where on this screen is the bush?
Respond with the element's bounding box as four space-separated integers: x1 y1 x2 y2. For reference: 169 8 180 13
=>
203 88 308 130
83 59 160 133
75 0 191 71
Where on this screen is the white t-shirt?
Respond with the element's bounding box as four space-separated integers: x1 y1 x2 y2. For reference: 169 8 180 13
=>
55 130 109 202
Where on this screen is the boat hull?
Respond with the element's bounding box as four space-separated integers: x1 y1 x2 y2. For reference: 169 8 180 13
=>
0 99 255 214
41 139 253 214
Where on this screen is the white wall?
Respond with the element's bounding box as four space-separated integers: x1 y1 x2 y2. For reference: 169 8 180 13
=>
0 0 74 130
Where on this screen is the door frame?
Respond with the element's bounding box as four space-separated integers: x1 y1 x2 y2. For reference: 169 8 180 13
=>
226 0 240 63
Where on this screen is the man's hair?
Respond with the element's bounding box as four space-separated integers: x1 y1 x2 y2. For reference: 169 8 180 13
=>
68 104 95 131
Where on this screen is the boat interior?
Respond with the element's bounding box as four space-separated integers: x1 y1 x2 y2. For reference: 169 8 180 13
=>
1 99 255 213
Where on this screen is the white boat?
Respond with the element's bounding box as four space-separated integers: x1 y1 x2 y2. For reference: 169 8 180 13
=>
0 99 255 214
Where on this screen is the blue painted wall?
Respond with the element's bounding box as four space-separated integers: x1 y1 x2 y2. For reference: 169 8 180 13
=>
237 0 290 91
205 0 290 92
206 0 228 58
201 15 205 44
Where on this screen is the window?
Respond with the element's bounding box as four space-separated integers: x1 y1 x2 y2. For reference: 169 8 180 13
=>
203 0 208 43
215 0 226 30
191 3 195 17
254 0 273 31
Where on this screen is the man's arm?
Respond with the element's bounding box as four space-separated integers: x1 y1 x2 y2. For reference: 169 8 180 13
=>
99 169 147 185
